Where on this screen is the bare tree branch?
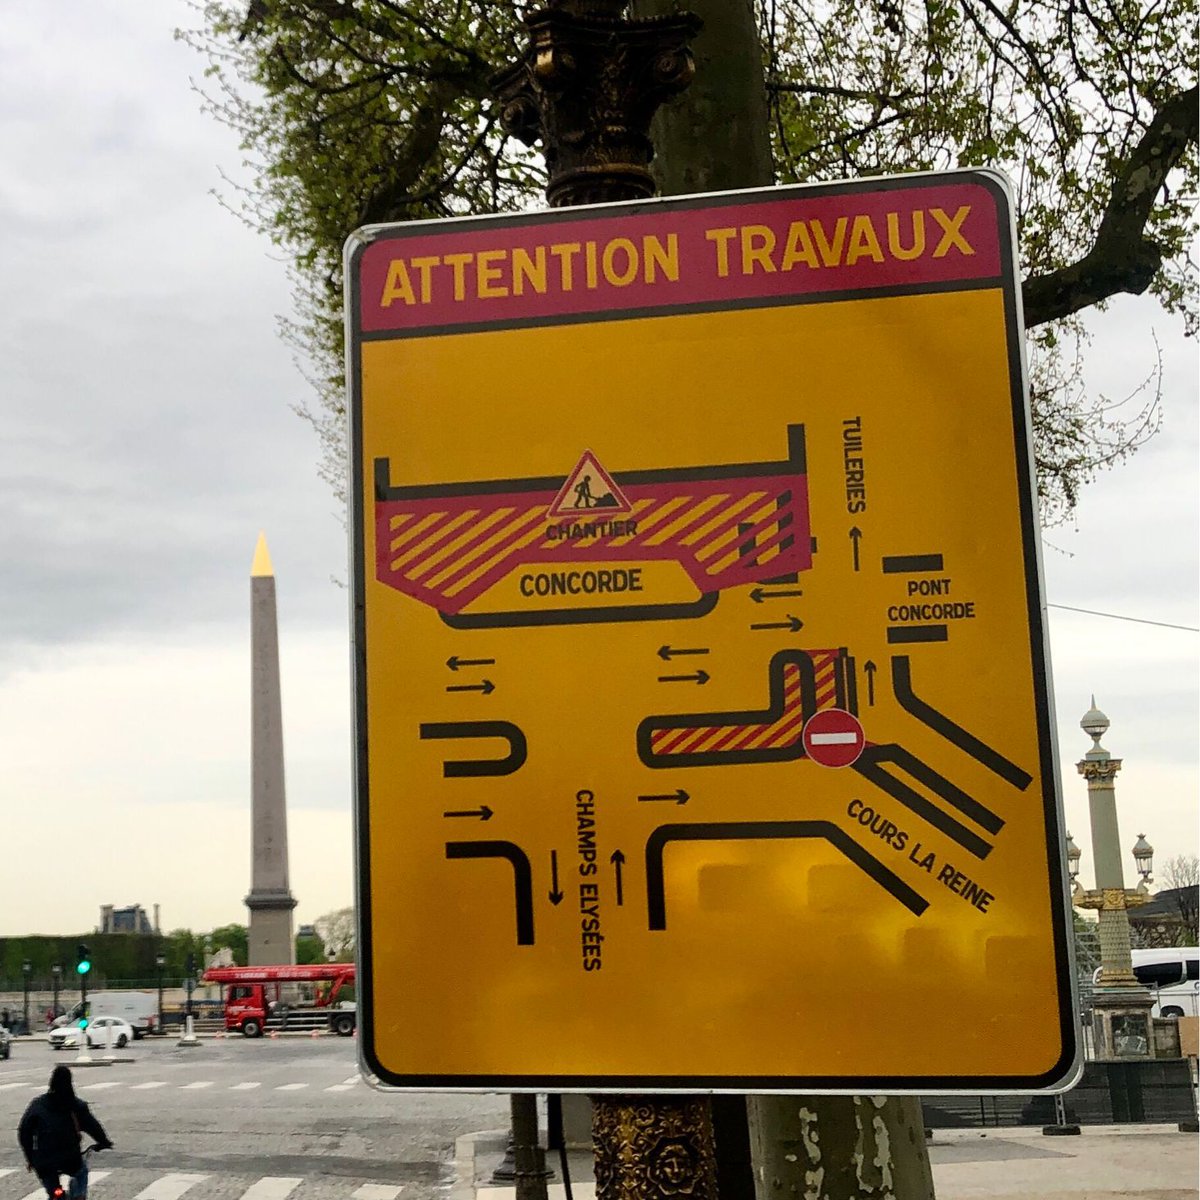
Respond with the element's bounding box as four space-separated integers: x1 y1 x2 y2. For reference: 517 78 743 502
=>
1023 85 1198 328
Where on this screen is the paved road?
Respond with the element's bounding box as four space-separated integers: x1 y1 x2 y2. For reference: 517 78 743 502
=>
0 1036 508 1200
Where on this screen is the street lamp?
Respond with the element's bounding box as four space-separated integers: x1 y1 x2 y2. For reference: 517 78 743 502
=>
155 953 166 1035
1071 698 1156 1059
51 963 62 1022
21 960 31 1034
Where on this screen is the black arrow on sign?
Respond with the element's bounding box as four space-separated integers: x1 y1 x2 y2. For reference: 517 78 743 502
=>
638 789 690 805
549 851 564 905
749 615 803 632
442 805 493 821
611 850 626 906
849 527 863 571
658 670 710 685
446 655 495 671
750 586 804 603
657 645 710 661
446 679 495 695
864 660 877 706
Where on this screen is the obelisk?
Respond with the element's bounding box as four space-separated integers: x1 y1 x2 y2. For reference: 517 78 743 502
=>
246 532 297 964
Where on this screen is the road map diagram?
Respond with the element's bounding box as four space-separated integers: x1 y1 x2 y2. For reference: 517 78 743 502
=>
349 173 1078 1094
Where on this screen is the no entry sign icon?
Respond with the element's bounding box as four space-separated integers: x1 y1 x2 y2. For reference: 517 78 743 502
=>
802 708 866 767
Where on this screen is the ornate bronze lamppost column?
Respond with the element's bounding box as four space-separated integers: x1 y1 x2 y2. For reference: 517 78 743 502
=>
1069 698 1156 1058
494 6 715 1200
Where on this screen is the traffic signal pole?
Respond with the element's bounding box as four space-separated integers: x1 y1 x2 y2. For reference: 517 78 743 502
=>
74 944 93 1065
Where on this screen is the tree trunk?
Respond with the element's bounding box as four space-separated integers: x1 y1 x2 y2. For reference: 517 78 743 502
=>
749 1097 935 1200
631 0 774 194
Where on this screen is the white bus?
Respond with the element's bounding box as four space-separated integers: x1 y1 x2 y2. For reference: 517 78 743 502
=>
1094 948 1199 1018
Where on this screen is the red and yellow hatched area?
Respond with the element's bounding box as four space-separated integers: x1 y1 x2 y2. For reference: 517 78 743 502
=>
648 649 844 760
374 471 810 615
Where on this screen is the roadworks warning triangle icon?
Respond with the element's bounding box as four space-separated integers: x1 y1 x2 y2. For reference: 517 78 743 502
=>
549 451 632 519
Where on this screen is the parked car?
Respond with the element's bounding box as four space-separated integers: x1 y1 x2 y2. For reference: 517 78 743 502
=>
48 1016 134 1051
0 1025 11 1060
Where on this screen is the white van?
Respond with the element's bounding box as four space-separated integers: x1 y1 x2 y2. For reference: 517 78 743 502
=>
1094 948 1199 1018
52 990 158 1038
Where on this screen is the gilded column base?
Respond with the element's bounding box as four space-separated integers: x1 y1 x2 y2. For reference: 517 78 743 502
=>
592 1096 717 1200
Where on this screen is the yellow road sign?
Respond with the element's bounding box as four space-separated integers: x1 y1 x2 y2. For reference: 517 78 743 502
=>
347 172 1079 1092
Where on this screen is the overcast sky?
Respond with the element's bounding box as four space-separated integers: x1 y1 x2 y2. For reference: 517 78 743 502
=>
0 1 1195 940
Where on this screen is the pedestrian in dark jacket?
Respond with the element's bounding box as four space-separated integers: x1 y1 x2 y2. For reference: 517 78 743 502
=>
18 1066 113 1199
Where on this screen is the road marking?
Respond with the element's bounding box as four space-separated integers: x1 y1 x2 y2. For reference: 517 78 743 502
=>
81 1081 123 1089
180 1081 214 1089
0 1169 13 1180
342 1074 360 1085
238 1177 303 1200
352 1187 403 1200
274 1082 309 1091
230 1081 262 1090
325 1083 356 1091
132 1081 169 1090
132 1172 210 1199
0 1081 34 1090
19 1181 109 1200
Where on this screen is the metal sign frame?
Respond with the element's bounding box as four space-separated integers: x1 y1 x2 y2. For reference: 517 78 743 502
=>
347 170 1079 1094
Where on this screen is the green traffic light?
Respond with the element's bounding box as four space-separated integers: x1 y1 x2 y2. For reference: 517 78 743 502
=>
76 959 91 975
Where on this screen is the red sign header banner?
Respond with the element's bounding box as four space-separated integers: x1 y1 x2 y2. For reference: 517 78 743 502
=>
356 178 1003 336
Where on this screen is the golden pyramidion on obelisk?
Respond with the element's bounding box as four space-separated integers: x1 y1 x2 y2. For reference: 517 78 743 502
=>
251 530 274 577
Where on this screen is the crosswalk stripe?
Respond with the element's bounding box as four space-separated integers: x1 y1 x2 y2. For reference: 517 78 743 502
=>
132 1081 169 1090
230 1081 262 1090
325 1083 355 1091
0 1081 34 1090
81 1081 123 1090
0 1169 13 1179
133 1171 209 1198
342 1075 360 1085
352 1187 403 1200
180 1081 214 1089
238 1177 303 1199
274 1083 308 1091
89 1170 113 1186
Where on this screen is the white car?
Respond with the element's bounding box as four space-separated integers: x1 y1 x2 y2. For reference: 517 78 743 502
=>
48 1016 134 1051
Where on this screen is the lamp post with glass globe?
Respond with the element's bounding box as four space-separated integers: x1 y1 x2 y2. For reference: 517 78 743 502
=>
1068 697 1156 1059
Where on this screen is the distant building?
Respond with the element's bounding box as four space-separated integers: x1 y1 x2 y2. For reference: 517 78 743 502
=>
1130 886 1200 948
99 904 156 935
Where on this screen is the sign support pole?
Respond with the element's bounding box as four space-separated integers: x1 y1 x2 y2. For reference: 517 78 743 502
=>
494 5 716 1200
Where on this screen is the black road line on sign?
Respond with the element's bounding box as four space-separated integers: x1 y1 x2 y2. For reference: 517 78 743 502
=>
863 743 1004 834
887 625 948 644
840 652 858 714
638 650 819 769
882 554 945 574
447 655 496 671
419 721 528 778
549 851 564 905
611 850 625 906
446 680 495 695
863 660 877 706
645 820 928 930
445 841 535 945
891 656 1033 790
852 748 998 858
440 593 720 630
443 806 493 821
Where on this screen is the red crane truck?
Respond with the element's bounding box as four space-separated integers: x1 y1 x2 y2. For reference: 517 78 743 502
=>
202 963 357 1037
